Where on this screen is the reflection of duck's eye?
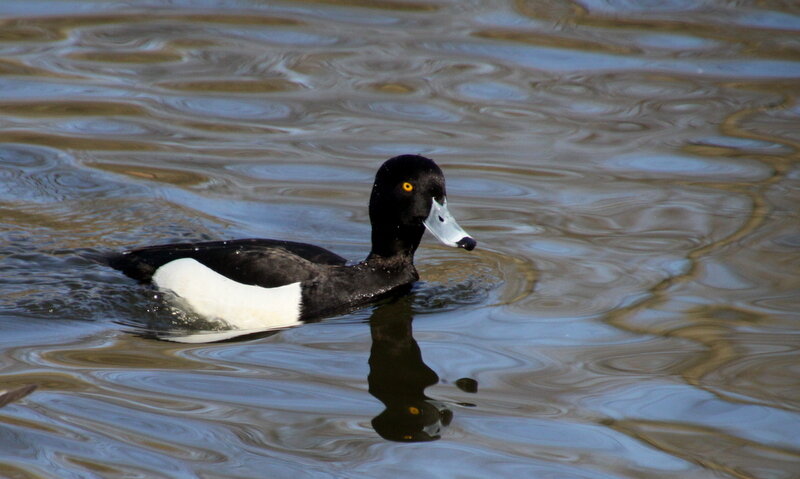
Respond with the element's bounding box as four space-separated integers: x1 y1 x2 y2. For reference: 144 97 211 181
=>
402 182 414 192
408 406 420 415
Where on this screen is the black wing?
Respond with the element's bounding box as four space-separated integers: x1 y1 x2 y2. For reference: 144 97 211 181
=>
108 238 347 288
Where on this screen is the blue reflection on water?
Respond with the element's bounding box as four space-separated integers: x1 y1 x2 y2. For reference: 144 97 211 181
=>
428 41 800 78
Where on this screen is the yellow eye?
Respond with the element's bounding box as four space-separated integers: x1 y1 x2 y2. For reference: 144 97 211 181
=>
402 182 414 192
408 406 420 415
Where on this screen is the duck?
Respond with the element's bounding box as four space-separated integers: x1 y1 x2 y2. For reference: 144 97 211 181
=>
108 155 476 333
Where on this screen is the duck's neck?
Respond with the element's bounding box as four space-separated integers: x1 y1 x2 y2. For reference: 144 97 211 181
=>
366 223 423 263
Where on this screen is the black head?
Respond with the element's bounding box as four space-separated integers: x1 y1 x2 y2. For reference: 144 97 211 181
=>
368 155 474 259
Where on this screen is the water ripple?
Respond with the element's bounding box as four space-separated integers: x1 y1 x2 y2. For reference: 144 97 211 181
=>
346 99 462 123
1 1 798 477
605 152 772 180
161 96 294 121
426 40 800 78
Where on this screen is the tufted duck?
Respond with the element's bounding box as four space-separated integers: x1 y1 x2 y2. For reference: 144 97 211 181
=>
108 155 476 333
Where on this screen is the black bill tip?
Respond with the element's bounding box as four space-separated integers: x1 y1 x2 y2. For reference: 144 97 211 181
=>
456 237 477 251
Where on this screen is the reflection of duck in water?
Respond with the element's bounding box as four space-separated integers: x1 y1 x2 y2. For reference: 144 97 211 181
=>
368 297 475 442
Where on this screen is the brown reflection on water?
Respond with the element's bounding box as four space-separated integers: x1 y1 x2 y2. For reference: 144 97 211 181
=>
1 0 799 477
67 51 184 64
597 88 800 472
0 101 146 117
604 97 797 341
609 419 800 479
156 79 303 93
0 58 82 78
86 162 208 186
0 131 166 152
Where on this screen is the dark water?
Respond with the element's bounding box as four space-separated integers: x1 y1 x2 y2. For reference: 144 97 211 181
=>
1 1 799 477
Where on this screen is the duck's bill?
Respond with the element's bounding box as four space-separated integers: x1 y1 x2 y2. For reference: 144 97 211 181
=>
423 198 477 251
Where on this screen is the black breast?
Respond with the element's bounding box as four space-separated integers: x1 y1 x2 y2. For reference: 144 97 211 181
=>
299 256 419 320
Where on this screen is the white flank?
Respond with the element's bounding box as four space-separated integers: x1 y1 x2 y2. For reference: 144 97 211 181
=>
152 258 302 334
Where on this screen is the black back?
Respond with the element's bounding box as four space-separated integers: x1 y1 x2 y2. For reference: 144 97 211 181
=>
108 238 346 288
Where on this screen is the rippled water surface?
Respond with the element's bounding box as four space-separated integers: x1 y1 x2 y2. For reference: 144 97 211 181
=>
1 0 799 477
